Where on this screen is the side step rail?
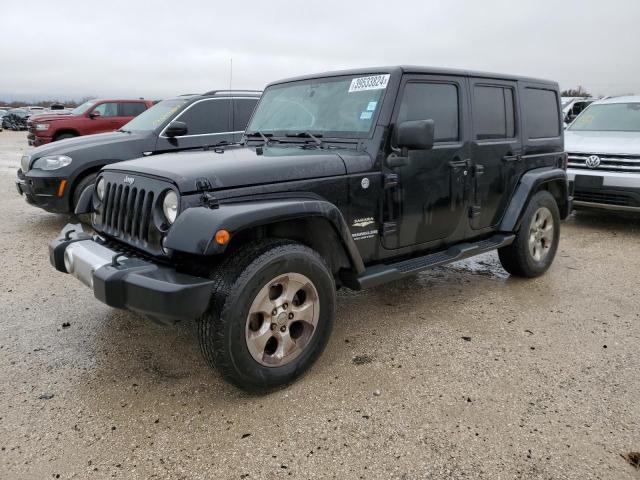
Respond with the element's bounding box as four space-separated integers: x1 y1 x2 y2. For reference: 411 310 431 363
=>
344 234 515 290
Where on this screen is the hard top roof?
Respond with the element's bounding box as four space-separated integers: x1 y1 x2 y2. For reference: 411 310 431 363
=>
268 65 558 88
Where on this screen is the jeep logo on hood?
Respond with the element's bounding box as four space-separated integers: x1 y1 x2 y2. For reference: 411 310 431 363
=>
123 176 135 185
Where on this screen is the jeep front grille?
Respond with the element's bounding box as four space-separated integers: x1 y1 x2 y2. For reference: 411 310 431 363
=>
100 182 154 242
568 153 640 173
93 172 172 256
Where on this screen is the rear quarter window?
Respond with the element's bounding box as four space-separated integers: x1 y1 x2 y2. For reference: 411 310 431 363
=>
523 87 560 139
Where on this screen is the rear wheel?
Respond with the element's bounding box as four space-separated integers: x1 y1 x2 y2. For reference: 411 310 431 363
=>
197 239 336 392
498 190 560 278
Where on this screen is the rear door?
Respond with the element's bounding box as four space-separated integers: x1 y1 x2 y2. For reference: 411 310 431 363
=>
154 98 234 151
119 101 147 123
232 97 259 142
468 78 522 230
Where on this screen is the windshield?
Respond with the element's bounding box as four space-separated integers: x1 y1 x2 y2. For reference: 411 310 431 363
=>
70 100 96 115
569 103 640 132
247 74 390 138
120 98 188 132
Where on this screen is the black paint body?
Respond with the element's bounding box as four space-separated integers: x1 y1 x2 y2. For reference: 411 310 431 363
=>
16 92 260 214
51 66 570 319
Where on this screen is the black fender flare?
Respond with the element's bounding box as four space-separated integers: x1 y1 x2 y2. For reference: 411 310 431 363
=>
500 167 570 232
164 199 365 273
74 184 94 214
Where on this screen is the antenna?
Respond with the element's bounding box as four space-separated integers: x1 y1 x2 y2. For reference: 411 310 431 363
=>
229 58 233 131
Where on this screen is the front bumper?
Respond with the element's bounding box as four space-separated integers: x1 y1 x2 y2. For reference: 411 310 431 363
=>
49 223 214 321
27 131 52 146
567 169 640 212
16 168 70 213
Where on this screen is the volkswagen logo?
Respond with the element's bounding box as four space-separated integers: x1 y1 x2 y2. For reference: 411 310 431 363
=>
123 175 135 185
585 155 601 169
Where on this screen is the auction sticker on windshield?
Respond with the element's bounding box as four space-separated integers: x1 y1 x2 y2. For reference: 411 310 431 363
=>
349 74 390 93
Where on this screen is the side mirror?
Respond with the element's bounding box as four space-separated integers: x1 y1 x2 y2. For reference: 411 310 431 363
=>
164 120 188 138
89 110 101 119
397 120 435 151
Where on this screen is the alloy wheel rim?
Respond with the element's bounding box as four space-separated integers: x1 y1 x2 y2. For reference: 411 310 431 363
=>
528 206 554 262
245 272 320 367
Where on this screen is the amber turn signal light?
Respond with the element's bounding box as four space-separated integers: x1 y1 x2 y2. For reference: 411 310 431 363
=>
57 179 67 197
215 229 230 245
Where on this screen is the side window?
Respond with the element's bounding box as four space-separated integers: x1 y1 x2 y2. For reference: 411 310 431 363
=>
174 99 231 135
93 102 119 117
233 98 258 131
524 88 560 139
472 85 516 140
120 102 147 117
397 82 459 142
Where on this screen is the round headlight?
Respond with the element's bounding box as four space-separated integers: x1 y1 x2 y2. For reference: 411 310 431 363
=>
96 178 105 201
162 191 178 224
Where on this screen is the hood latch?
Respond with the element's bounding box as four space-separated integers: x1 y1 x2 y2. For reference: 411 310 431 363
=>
195 177 219 209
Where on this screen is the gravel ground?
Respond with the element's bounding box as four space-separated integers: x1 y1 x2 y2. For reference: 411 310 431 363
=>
0 130 638 479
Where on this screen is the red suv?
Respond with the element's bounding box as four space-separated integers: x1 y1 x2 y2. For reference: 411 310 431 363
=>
27 98 154 146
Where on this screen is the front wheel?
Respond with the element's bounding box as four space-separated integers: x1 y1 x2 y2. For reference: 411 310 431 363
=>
197 240 336 392
498 190 560 278
71 173 97 224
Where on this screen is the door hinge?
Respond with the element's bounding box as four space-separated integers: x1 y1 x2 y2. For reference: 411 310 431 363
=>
384 173 399 189
469 206 482 218
382 222 397 236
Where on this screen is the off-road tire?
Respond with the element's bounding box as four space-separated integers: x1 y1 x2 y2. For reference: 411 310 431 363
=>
498 190 560 278
71 173 97 224
197 239 336 392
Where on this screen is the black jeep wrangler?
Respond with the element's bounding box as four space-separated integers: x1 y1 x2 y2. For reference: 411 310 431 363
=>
49 66 570 392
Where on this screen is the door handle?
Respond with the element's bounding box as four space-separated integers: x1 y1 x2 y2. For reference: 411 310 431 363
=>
449 158 471 168
502 154 521 162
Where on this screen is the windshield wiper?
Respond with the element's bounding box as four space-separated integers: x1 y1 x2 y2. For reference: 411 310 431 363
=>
117 128 131 133
285 131 324 147
245 131 277 145
285 130 323 147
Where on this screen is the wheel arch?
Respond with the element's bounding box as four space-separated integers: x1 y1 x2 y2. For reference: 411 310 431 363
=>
500 167 569 232
53 129 80 141
165 200 365 276
68 166 103 210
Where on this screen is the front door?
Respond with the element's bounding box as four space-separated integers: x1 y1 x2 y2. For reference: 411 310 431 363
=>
382 75 470 250
468 78 522 230
86 102 121 134
155 98 235 152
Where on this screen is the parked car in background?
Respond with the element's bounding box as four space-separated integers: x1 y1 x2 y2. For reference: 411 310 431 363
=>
562 96 596 126
26 98 154 146
16 90 260 215
26 106 46 113
2 108 30 130
566 96 640 212
48 66 569 391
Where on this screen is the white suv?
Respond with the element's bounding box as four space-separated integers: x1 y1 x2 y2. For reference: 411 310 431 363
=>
565 96 640 212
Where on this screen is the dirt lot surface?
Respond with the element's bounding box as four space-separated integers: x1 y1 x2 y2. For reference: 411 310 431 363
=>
0 130 638 479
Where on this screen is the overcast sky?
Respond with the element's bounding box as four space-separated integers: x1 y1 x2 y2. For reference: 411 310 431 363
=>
2 0 640 101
